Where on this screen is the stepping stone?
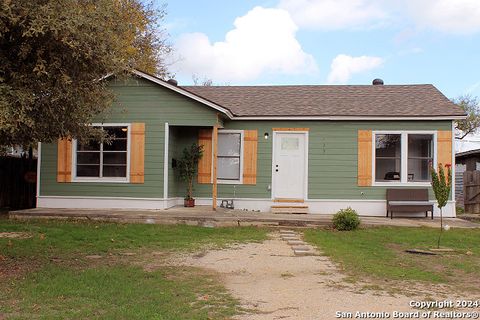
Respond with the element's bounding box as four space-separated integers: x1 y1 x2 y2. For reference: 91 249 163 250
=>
85 255 102 259
280 233 298 238
280 234 300 238
287 240 304 245
291 245 310 251
119 252 136 256
280 233 298 237
280 231 296 235
282 236 301 241
280 229 296 233
293 249 313 256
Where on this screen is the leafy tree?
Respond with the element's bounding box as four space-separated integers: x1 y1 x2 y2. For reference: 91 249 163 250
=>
453 95 480 139
430 163 452 249
0 0 171 147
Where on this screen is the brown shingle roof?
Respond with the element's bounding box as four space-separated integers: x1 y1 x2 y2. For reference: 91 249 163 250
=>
182 84 465 118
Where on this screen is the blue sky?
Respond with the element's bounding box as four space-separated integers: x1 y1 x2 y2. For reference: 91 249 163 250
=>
161 0 480 99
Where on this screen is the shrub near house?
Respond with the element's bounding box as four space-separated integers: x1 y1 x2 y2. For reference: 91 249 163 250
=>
332 208 361 231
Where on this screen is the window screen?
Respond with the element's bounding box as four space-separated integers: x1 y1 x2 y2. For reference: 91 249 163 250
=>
407 134 433 182
375 134 401 182
217 132 241 180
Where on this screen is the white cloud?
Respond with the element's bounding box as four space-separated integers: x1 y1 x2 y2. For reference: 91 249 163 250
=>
174 6 317 82
278 0 480 34
404 0 480 34
465 81 480 95
327 54 384 84
278 0 388 30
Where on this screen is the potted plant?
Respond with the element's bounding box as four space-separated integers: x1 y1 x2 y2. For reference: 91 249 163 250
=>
176 143 203 207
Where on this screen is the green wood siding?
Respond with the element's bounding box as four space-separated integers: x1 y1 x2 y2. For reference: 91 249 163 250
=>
40 77 218 198
189 120 452 200
40 75 453 202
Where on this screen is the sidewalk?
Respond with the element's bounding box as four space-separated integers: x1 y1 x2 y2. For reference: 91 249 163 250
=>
9 206 480 228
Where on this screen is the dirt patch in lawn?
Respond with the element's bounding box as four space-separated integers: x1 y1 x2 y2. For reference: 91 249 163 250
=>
386 243 480 293
172 232 478 320
0 232 32 239
0 256 42 279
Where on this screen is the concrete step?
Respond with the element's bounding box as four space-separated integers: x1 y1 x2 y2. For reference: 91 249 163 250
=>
271 205 309 214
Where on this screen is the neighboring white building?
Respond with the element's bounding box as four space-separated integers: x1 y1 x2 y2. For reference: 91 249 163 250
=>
456 132 480 153
3 146 38 158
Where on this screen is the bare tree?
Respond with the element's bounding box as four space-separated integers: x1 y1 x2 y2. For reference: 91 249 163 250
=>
454 95 480 139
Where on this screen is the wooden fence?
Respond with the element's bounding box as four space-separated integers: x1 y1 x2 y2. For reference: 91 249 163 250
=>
0 156 37 210
455 164 465 208
463 170 480 213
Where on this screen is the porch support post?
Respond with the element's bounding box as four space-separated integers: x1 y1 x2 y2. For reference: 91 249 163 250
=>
163 122 169 200
212 125 219 210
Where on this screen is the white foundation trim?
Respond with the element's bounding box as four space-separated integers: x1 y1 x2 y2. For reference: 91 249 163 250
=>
37 196 456 217
38 196 167 210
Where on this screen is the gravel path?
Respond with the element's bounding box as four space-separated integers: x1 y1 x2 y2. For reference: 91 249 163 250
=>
182 231 453 320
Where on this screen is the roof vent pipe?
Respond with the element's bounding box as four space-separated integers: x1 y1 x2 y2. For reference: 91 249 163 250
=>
372 78 384 85
167 79 178 86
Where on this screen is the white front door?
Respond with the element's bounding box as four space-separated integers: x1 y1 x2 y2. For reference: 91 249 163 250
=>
273 132 307 199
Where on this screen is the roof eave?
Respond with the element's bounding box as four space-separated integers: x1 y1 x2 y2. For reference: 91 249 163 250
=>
232 115 467 121
131 70 234 119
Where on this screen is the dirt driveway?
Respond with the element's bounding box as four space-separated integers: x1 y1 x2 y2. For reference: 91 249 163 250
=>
180 231 459 320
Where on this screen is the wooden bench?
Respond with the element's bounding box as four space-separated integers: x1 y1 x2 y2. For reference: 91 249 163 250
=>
386 189 434 219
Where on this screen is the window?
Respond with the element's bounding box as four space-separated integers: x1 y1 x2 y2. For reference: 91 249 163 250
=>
374 132 434 184
75 125 129 181
217 131 243 182
375 134 401 181
408 134 433 182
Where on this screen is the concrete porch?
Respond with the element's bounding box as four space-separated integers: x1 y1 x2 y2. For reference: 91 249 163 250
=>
9 206 480 228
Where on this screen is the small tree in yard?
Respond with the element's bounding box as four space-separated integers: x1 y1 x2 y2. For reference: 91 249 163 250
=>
430 163 452 248
177 144 203 206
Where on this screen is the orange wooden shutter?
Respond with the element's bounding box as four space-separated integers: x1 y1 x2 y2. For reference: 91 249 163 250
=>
358 130 373 187
130 123 145 184
57 138 72 183
437 130 452 168
243 130 258 185
198 128 213 184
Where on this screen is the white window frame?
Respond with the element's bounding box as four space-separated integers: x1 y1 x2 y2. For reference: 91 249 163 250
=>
72 123 131 183
216 129 244 184
372 130 437 187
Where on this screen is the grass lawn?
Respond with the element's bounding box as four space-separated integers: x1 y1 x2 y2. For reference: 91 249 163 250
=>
304 227 480 292
0 219 268 319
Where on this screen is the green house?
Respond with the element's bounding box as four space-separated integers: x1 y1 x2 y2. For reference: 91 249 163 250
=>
37 70 465 217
